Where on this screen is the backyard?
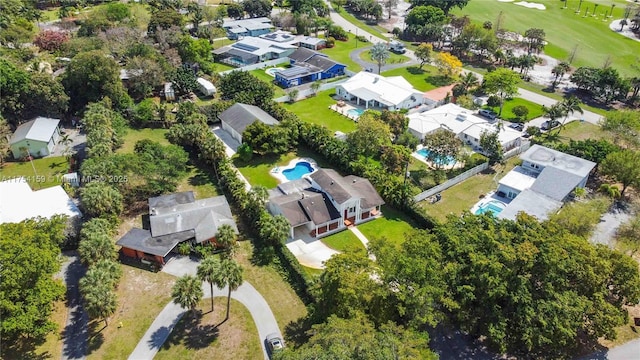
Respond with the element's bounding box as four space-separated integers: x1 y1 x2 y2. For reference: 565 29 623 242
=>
283 90 358 133
357 205 418 247
321 230 366 253
451 0 640 76
0 155 69 189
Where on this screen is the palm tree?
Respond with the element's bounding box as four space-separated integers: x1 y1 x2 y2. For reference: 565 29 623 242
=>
557 96 583 134
259 214 291 246
551 62 570 88
369 43 390 74
215 224 237 259
197 256 220 312
80 269 118 327
310 81 321 96
213 258 243 320
541 103 565 139
460 72 479 93
172 275 203 317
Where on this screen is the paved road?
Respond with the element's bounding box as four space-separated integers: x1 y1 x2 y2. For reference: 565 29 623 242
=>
129 257 280 360
349 46 418 73
57 252 88 360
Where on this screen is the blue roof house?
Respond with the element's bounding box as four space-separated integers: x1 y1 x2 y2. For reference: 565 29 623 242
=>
275 48 346 88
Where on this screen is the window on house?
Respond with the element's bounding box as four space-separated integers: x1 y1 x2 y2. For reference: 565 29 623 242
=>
349 206 356 213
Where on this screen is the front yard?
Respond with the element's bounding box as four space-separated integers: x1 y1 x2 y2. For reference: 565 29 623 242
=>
321 230 365 253
483 97 545 122
283 90 358 133
320 34 364 71
381 65 449 92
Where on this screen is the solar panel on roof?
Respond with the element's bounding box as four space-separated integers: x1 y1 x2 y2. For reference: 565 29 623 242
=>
234 43 259 51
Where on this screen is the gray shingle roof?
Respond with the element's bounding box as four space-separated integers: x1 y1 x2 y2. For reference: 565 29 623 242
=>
310 169 384 208
270 189 340 227
529 166 585 202
149 191 195 214
218 103 279 135
498 189 562 221
305 54 339 72
116 228 194 257
288 47 318 63
10 117 60 144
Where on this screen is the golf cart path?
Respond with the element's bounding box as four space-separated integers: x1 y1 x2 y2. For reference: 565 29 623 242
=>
129 280 279 360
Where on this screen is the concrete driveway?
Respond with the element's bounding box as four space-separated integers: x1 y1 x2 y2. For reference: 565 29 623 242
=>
285 228 339 269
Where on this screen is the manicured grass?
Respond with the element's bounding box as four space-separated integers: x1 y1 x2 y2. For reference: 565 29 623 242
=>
420 157 521 222
302 265 324 278
357 205 417 247
0 156 69 189
155 298 261 360
86 267 177 359
484 97 546 122
177 165 220 199
249 69 287 98
116 128 169 154
332 7 388 40
233 146 333 188
516 81 610 116
320 34 364 71
451 0 640 76
214 62 237 73
554 120 611 142
235 241 308 331
381 65 449 92
321 230 366 253
359 49 410 65
283 90 358 133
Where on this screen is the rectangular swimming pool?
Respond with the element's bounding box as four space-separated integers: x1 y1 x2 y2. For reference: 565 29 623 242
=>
416 148 456 166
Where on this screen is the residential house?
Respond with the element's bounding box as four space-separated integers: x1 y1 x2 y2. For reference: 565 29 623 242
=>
0 177 82 224
213 37 297 66
335 72 425 111
275 48 346 88
116 192 238 267
9 117 61 159
222 17 273 39
407 103 522 154
259 30 297 43
297 37 326 50
496 145 596 221
267 169 384 239
218 103 279 144
422 84 455 109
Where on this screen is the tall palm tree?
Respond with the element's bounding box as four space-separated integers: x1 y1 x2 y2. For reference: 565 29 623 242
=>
197 256 220 312
542 103 565 140
551 62 570 88
215 224 238 259
80 269 118 327
557 96 583 134
172 275 203 317
369 42 390 74
213 258 243 320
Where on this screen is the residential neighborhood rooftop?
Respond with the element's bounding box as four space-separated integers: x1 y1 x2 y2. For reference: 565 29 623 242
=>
339 72 422 108
10 117 60 144
218 103 279 136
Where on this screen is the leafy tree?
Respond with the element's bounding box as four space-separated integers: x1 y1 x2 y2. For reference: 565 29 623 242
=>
63 50 131 112
172 275 204 317
34 30 70 52
405 5 446 40
346 113 392 157
242 0 272 17
81 182 124 218
600 110 640 149
227 2 245 19
104 2 131 21
125 56 165 100
80 273 118 327
213 258 243 320
197 256 220 312
171 66 197 96
132 140 189 195
148 8 184 33
511 105 529 121
570 67 630 105
482 68 520 116
414 42 433 69
219 71 274 108
616 214 640 254
0 58 29 122
409 0 470 14
600 150 640 197
479 130 503 164
422 129 462 169
381 144 411 174
20 73 69 120
551 138 620 164
379 110 408 139
369 42 390 74
326 24 348 41
551 61 570 88
523 28 545 54
548 197 611 238
237 143 253 161
0 218 67 349
434 52 462 78
242 121 279 155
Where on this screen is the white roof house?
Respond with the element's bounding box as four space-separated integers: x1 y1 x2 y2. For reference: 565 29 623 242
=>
196 77 216 97
9 117 61 159
408 103 522 152
213 37 297 66
335 72 425 111
0 177 82 224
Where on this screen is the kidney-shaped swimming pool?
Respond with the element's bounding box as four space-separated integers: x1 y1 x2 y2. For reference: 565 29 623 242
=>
282 161 315 180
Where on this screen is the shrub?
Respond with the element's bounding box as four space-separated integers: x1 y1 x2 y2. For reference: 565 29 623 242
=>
355 35 368 43
511 105 529 121
34 30 70 52
326 36 336 48
487 95 501 107
327 24 348 41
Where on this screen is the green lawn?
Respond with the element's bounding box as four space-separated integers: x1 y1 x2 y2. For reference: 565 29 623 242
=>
451 0 640 76
420 157 521 222
549 120 612 143
357 205 417 247
320 34 364 71
321 230 366 253
155 298 261 360
0 156 69 189
359 49 411 66
381 65 450 92
283 90 358 133
484 97 545 122
233 147 333 188
249 69 286 98
177 165 220 199
116 128 169 154
214 62 237 73
332 6 389 40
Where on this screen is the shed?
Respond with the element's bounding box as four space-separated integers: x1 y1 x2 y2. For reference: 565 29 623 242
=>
9 117 61 159
196 77 216 97
218 103 279 144
163 82 175 101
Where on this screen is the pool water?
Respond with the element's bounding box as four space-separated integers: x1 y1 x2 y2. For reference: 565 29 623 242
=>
282 161 315 180
265 67 285 77
416 148 456 166
475 201 506 216
347 108 365 117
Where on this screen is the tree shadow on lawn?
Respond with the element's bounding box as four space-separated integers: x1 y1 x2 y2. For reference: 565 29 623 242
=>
426 75 454 87
86 320 106 354
233 152 282 169
188 166 218 187
160 310 219 350
406 66 427 75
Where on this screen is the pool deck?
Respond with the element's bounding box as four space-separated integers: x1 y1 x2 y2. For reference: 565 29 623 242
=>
265 67 285 77
470 192 510 215
270 157 318 183
412 145 465 170
329 102 365 121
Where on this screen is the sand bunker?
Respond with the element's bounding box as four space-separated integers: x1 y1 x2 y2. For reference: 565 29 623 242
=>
514 1 546 10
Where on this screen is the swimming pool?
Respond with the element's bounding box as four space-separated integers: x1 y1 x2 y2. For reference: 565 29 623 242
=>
346 108 365 117
474 200 506 216
282 161 315 180
416 148 456 166
265 67 285 77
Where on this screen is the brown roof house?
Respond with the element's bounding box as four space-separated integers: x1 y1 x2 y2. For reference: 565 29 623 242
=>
267 169 384 239
116 191 237 267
